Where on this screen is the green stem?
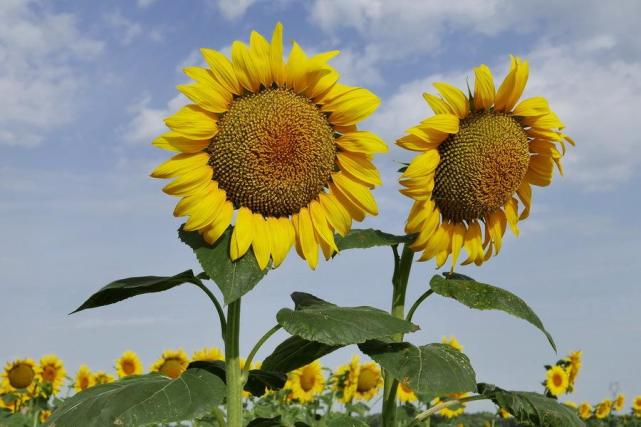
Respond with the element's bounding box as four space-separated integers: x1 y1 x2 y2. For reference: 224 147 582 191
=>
225 299 243 427
212 406 226 427
242 324 282 379
410 395 487 425
406 289 434 323
193 279 227 341
382 243 415 427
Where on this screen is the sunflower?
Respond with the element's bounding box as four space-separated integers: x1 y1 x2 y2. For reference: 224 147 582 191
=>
2 358 38 392
38 354 66 394
396 379 417 403
150 349 190 379
441 336 463 352
285 360 325 403
239 358 262 398
332 355 360 403
432 392 469 418
192 346 224 362
498 408 512 418
39 409 52 423
634 395 641 412
92 371 115 385
115 350 143 377
563 400 578 409
578 402 593 420
74 364 95 393
151 23 385 270
565 350 582 389
595 399 612 419
614 393 625 412
354 361 383 401
399 56 573 269
545 365 569 396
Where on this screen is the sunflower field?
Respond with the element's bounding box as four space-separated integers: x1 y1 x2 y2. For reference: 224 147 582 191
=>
3 10 633 427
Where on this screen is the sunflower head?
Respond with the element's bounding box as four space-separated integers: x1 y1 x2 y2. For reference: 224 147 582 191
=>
93 371 115 385
151 23 386 270
595 399 612 419
565 350 582 388
441 336 463 352
634 395 641 412
39 409 52 423
396 379 417 403
150 349 190 379
38 354 66 394
285 360 325 403
192 346 224 362
399 56 573 269
354 361 383 402
498 408 512 418
545 365 569 396
332 355 360 403
432 392 469 418
578 402 593 420
115 350 143 378
614 393 625 412
74 364 95 393
2 358 38 391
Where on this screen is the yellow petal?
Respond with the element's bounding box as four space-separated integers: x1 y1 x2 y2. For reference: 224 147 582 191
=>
173 182 216 217
319 192 351 237
267 216 290 268
331 173 378 215
322 88 381 127
249 30 272 87
407 125 450 146
473 64 495 111
202 200 233 245
285 41 309 93
419 223 450 262
151 152 210 178
297 207 319 269
419 114 459 134
462 221 482 265
162 166 213 196
270 23 285 87
401 150 440 180
495 56 529 112
231 41 261 93
308 68 340 101
328 183 365 222
183 66 232 101
513 96 550 117
165 105 218 140
251 213 271 270
200 48 241 95
396 134 439 152
336 152 382 187
450 222 466 268
433 82 469 118
522 112 564 129
177 83 229 114
230 207 254 260
422 92 452 115
184 186 226 231
309 200 338 253
504 198 520 236
487 210 507 254
409 206 440 251
336 131 388 154
405 199 434 234
526 155 554 187
516 181 532 220
152 132 209 153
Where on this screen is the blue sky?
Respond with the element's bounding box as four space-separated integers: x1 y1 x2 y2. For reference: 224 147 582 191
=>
2 0 641 411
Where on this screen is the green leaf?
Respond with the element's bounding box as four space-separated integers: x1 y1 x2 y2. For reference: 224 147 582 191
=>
71 270 199 314
45 369 225 427
335 228 412 251
187 361 286 397
262 335 342 373
327 415 369 427
478 383 585 427
179 227 268 304
277 293 419 345
359 341 477 396
431 274 557 351
247 416 283 427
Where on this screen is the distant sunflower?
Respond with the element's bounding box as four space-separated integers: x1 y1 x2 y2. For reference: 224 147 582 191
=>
566 350 582 389
432 392 469 418
39 409 52 423
150 349 190 379
151 23 386 270
563 400 578 409
354 361 382 401
399 56 573 268
498 408 512 418
578 402 593 420
332 355 360 403
38 354 66 394
2 358 38 392
545 365 569 396
633 395 641 412
396 379 417 403
285 360 325 403
115 350 143 378
74 364 94 393
192 346 224 362
614 393 625 412
93 371 115 385
441 336 463 352
595 399 612 419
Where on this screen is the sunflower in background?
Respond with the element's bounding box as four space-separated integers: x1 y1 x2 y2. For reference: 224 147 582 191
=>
441 336 463 352
1 358 39 393
151 23 386 270
192 346 225 362
115 350 143 378
74 364 94 393
396 379 417 403
578 401 593 420
39 409 52 423
284 360 325 403
332 355 360 403
595 399 612 419
565 350 582 392
498 408 512 419
432 392 470 418
612 393 625 412
92 371 115 385
150 349 190 379
38 354 66 395
399 56 572 269
545 365 569 396
354 361 383 402
239 358 262 398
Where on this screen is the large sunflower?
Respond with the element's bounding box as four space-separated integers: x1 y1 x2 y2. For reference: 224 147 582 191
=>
399 56 573 268
150 349 190 379
545 365 569 396
151 23 385 270
38 354 66 395
115 350 143 378
285 360 325 403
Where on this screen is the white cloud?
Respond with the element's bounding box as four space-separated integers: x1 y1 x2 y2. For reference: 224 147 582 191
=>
137 0 159 8
122 94 188 144
0 0 103 147
103 10 143 46
212 0 256 20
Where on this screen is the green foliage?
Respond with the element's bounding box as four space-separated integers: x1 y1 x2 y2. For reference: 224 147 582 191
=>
334 228 412 251
478 383 585 427
276 292 419 345
188 361 287 397
179 226 269 304
44 369 225 427
261 335 342 373
431 274 557 351
326 415 369 426
360 341 477 396
71 269 201 313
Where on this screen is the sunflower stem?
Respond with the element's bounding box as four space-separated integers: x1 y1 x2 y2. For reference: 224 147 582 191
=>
406 289 434 323
225 298 243 427
382 243 415 427
193 278 227 341
242 324 281 380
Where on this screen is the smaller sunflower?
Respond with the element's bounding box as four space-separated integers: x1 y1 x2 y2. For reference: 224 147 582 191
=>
563 400 578 409
38 354 66 395
432 392 469 418
614 393 625 412
192 346 224 362
633 395 641 412
396 380 417 403
150 349 190 379
565 350 582 389
545 365 569 396
332 355 360 403
498 408 512 419
285 360 325 403
115 350 143 377
74 364 95 393
2 358 39 392
354 361 382 402
93 371 115 385
578 402 593 420
595 399 612 419
441 336 463 352
39 409 52 423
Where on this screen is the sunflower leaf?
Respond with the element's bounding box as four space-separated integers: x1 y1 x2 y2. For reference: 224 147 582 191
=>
187 361 287 397
179 226 269 304
276 292 419 346
431 274 557 351
477 383 585 427
261 335 342 373
334 228 413 251
44 368 225 427
327 415 369 427
359 341 477 396
247 416 283 427
70 270 200 314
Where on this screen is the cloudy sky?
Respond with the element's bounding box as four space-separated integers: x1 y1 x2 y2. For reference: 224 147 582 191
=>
2 0 641 411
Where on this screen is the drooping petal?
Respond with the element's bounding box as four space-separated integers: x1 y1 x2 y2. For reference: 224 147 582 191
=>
331 173 378 215
267 216 291 268
513 96 550 117
309 200 338 253
516 181 532 220
336 131 388 154
251 213 271 270
183 186 226 231
230 207 254 260
202 200 233 245
319 192 351 236
409 206 440 251
526 155 554 186
328 183 365 222
450 222 466 268
504 198 520 236
297 207 319 269
336 152 382 187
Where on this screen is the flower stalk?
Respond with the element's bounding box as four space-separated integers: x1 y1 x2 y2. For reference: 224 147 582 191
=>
225 299 243 427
